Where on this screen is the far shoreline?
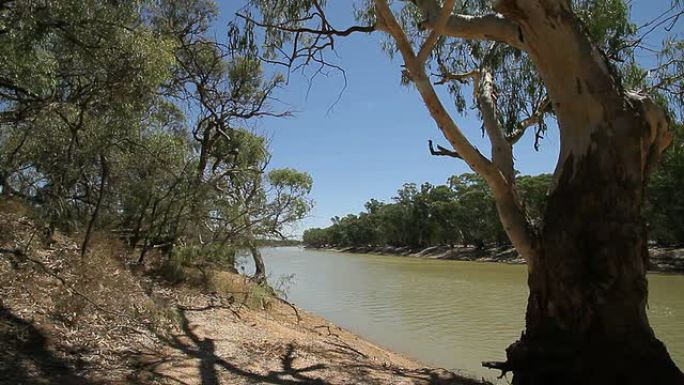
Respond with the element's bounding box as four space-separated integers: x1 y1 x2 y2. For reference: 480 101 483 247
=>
302 244 684 274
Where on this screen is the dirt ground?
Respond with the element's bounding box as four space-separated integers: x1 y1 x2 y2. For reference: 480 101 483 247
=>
133 298 487 385
0 208 487 385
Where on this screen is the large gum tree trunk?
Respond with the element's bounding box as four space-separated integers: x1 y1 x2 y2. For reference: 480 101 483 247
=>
484 2 684 383
507 112 684 384
372 0 683 382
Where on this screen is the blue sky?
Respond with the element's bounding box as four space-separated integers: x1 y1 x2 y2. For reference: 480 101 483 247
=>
218 1 681 234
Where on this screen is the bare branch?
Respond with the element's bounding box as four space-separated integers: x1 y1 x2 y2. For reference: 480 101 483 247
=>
236 13 375 37
506 97 551 145
428 140 462 158
433 70 479 85
374 0 539 264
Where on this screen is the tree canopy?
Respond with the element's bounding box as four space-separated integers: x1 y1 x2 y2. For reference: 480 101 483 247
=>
0 0 313 280
304 173 545 249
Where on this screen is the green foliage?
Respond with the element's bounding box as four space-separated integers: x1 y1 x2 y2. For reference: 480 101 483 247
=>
516 173 553 225
245 0 684 158
652 38 684 121
173 243 238 268
305 160 684 249
304 173 551 249
0 1 313 279
645 126 684 245
302 227 332 247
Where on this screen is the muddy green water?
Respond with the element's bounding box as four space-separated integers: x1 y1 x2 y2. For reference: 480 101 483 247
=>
249 247 684 382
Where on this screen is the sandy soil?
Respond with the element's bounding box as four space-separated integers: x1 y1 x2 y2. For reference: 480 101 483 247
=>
134 297 486 385
0 209 486 385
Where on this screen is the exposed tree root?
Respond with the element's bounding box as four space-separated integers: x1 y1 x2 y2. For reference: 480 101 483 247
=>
491 334 684 385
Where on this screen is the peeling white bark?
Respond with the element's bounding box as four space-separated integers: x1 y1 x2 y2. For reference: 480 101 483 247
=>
629 92 673 177
412 0 525 49
492 0 631 188
375 0 674 274
374 0 540 267
478 70 515 183
379 1 682 380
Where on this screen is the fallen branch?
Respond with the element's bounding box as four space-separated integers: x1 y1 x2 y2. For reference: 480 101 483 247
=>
177 302 243 320
276 297 302 324
0 247 24 256
313 324 340 337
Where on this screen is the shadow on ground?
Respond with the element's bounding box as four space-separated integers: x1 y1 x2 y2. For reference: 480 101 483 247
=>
131 308 488 385
0 306 98 385
0 304 487 385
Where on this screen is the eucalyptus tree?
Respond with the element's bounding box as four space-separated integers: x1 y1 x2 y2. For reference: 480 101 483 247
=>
448 173 503 247
0 0 175 256
302 227 331 247
204 129 313 283
154 0 310 281
0 0 314 279
514 173 552 226
153 0 286 185
243 0 684 383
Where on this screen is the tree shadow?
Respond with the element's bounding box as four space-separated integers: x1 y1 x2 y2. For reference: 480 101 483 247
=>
136 307 489 385
0 306 99 385
139 308 333 385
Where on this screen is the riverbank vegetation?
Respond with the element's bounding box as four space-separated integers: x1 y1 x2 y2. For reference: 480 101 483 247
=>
1 205 485 385
304 173 551 249
2 0 684 384
304 139 684 249
0 0 312 285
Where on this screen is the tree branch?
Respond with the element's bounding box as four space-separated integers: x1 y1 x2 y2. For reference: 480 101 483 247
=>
433 70 479 85
477 68 515 183
236 13 375 37
374 0 539 265
411 0 525 50
428 140 462 158
416 0 456 63
432 67 515 182
506 97 551 145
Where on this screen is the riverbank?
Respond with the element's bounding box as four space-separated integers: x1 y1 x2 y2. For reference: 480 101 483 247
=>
0 210 487 385
307 245 684 273
143 291 488 385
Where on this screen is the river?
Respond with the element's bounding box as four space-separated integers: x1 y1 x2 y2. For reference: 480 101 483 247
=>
241 247 684 383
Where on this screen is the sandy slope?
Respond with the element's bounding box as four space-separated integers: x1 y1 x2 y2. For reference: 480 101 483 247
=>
137 296 486 385
0 209 486 385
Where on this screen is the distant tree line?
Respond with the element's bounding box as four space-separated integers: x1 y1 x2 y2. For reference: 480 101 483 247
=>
0 0 312 283
645 125 684 246
305 149 684 249
303 173 550 249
